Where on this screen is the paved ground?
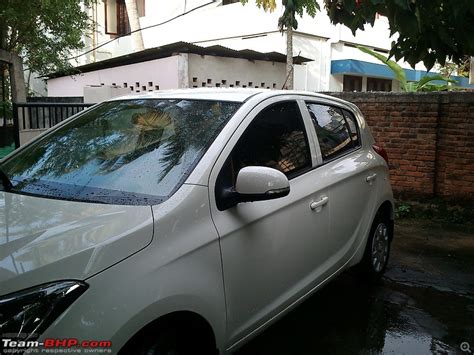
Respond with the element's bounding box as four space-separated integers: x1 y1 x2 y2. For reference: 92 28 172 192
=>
236 219 474 355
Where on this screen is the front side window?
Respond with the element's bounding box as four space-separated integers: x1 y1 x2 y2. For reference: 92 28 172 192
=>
216 101 311 209
307 103 358 161
1 99 241 205
231 101 311 178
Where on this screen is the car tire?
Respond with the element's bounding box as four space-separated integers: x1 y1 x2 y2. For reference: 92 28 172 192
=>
360 215 392 280
136 326 180 355
125 320 216 355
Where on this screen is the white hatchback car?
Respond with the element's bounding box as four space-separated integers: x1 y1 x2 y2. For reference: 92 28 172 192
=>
0 89 394 354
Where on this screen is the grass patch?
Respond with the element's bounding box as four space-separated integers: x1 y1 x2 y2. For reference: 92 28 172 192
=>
395 198 474 229
0 143 15 159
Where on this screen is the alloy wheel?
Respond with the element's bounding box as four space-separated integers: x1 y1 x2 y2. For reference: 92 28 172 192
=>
371 222 389 273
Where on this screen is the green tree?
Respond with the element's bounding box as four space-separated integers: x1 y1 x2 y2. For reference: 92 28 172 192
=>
324 0 474 70
438 57 471 79
0 0 95 101
241 0 320 89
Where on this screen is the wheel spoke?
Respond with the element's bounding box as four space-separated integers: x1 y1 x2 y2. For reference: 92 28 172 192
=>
371 222 390 273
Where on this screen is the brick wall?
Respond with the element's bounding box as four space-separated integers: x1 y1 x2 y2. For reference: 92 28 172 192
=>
329 92 474 201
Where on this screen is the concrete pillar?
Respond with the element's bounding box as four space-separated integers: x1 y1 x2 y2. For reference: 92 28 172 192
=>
0 49 26 103
125 0 145 52
177 53 189 88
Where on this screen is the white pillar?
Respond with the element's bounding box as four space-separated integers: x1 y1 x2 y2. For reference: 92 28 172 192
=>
125 0 145 52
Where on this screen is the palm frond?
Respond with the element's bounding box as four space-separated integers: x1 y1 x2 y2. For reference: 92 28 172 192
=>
416 74 457 91
357 45 407 90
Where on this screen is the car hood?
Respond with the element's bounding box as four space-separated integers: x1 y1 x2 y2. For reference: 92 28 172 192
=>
0 192 153 295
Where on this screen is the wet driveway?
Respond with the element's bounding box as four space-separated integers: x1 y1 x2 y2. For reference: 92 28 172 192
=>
236 220 474 355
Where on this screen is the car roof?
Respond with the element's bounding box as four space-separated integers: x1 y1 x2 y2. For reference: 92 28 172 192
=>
108 88 264 103
106 88 350 105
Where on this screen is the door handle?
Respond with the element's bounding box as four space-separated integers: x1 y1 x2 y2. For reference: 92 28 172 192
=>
310 196 329 210
366 173 377 182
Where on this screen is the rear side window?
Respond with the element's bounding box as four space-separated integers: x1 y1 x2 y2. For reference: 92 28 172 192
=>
306 103 359 161
342 109 360 147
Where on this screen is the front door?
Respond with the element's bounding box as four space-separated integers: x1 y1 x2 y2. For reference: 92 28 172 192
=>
209 99 331 346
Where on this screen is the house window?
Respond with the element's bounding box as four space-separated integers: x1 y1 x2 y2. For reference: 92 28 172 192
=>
367 77 392 92
223 0 240 4
343 75 362 92
105 0 130 36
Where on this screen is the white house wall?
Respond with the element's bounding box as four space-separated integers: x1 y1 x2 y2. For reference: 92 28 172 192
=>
81 1 133 66
187 54 288 89
48 53 293 98
73 0 429 93
139 1 279 48
82 0 399 60
137 0 395 51
48 55 183 97
183 32 327 92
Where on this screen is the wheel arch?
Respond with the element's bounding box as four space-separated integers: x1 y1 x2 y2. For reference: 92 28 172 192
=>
118 310 217 354
348 198 395 268
377 199 395 220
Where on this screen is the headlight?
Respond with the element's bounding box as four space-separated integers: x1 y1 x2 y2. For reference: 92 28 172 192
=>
0 281 88 342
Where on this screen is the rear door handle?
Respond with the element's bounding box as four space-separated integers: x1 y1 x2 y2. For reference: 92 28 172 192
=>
366 173 377 182
310 196 329 211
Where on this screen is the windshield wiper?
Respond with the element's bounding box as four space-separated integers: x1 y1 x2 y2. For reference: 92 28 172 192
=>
0 168 14 191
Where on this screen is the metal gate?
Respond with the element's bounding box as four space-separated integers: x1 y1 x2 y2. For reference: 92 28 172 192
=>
12 102 93 148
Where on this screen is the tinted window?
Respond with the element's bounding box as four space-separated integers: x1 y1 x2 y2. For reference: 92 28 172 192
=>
342 109 360 147
307 103 355 161
215 102 311 210
232 101 311 178
1 99 241 205
215 101 311 209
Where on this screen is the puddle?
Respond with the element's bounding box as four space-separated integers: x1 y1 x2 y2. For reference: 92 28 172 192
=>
236 221 474 354
382 332 451 354
236 270 474 355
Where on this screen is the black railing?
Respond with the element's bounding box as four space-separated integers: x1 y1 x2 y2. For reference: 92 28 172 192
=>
13 103 94 130
12 102 94 147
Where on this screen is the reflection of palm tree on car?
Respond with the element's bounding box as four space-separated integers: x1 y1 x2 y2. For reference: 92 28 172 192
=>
96 102 230 181
2 100 238 190
309 110 339 150
309 109 351 157
97 110 172 173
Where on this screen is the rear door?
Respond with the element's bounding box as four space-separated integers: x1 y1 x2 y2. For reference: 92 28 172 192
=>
209 97 331 346
303 100 379 269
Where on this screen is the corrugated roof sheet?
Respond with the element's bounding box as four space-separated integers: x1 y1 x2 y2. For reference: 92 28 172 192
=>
47 41 313 79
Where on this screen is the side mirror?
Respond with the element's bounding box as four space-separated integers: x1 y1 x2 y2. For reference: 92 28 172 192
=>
235 166 290 200
218 166 290 210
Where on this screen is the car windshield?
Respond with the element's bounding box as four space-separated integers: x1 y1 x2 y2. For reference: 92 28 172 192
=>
0 99 241 205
